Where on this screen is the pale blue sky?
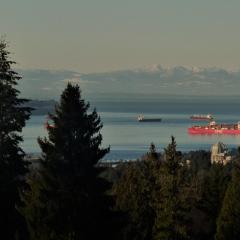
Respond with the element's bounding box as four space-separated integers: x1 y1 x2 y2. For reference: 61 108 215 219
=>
1 0 240 72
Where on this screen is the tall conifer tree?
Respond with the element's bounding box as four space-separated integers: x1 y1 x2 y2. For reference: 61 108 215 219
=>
0 39 32 239
215 152 240 240
21 83 119 240
196 163 229 239
113 160 157 240
153 136 189 240
145 143 159 161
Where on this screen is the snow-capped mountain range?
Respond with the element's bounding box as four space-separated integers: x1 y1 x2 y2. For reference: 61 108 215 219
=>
17 66 240 100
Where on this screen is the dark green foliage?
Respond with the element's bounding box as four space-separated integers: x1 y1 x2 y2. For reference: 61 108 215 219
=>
114 138 191 240
112 139 237 240
0 39 32 239
153 136 190 240
21 84 119 240
144 142 159 161
190 163 230 239
113 162 155 240
113 154 161 240
185 150 211 174
164 136 181 175
215 156 240 240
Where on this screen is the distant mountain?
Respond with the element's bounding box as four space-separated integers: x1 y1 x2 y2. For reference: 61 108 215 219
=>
17 66 240 100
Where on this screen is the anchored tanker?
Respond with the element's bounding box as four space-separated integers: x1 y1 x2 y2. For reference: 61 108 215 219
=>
188 121 240 134
190 114 213 121
137 115 162 122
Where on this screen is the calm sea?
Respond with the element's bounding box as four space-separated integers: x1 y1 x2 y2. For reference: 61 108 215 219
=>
21 98 240 161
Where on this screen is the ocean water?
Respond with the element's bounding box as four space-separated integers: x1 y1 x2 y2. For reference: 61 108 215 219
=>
21 98 240 160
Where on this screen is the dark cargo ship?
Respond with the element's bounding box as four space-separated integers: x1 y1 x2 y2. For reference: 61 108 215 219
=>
137 115 162 122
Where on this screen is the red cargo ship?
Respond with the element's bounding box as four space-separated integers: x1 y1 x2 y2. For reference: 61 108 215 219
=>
188 121 240 134
190 114 213 120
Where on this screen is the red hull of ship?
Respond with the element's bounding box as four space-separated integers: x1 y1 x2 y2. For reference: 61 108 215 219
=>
188 127 240 135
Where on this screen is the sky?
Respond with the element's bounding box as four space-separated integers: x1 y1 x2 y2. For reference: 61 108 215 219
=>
1 0 240 73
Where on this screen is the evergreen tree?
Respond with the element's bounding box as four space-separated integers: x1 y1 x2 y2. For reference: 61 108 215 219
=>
21 84 118 240
164 136 182 175
215 154 240 240
144 142 159 161
153 136 189 240
0 39 32 239
195 163 230 239
113 160 157 240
